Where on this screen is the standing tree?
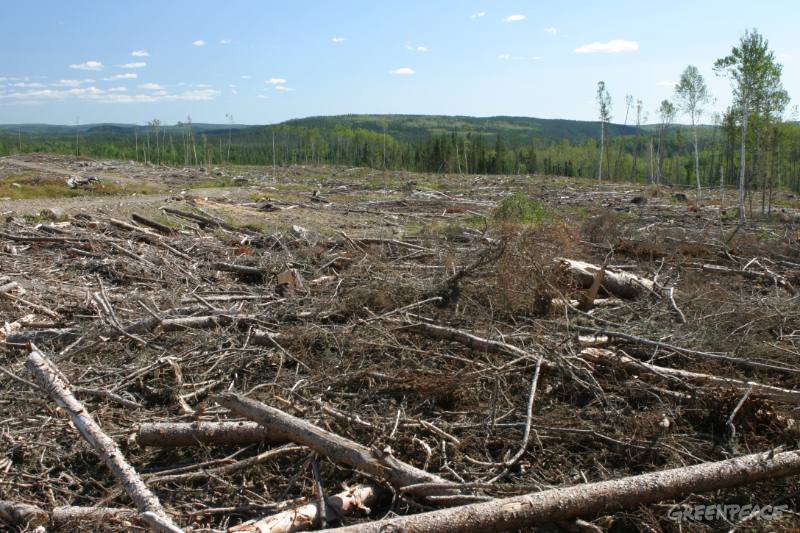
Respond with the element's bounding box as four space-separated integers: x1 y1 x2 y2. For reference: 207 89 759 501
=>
674 66 711 200
714 29 787 223
613 95 633 179
656 100 676 184
596 81 612 181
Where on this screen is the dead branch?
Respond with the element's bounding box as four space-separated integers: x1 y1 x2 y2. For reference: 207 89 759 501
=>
557 257 658 299
0 500 49 528
136 421 283 447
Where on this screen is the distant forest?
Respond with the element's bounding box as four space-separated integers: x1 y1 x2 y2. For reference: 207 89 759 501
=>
2 113 800 193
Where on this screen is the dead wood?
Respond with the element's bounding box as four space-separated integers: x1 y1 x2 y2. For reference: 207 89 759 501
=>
25 348 183 533
579 348 800 403
132 213 178 236
332 448 800 533
228 483 385 533
0 500 49 528
702 263 795 294
557 257 658 299
136 421 283 447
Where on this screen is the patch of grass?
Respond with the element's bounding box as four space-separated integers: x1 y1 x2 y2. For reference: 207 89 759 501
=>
0 174 161 199
493 191 552 225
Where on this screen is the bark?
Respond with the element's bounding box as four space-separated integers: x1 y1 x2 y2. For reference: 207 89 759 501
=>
579 348 800 403
132 213 178 236
332 448 800 533
556 258 657 299
136 421 284 447
702 263 794 294
0 500 49 528
25 348 183 533
214 393 448 491
50 506 139 528
213 262 268 281
228 484 385 533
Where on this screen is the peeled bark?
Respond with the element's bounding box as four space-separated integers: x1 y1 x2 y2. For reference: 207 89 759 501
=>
229 483 384 533
50 506 139 528
556 258 657 299
137 421 283 447
333 449 800 533
25 348 183 533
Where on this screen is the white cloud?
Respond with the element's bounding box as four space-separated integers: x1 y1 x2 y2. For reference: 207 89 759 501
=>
274 85 293 92
105 73 137 81
220 39 232 45
656 80 677 87
131 50 149 57
257 94 269 99
390 67 415 75
241 75 252 79
69 60 103 71
192 40 206 46
505 14 526 22
108 87 126 92
230 88 238 95
0 85 220 104
575 39 640 53
13 82 44 88
406 43 429 52
267 77 287 85
544 27 558 35
331 37 346 43
119 62 146 69
470 11 486 19
498 54 511 60
139 82 164 90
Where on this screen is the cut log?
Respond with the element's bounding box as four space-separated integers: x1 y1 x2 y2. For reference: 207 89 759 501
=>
702 263 795 294
0 500 49 528
332 448 800 533
228 483 384 533
25 348 183 533
131 213 178 236
579 348 800 403
556 258 657 299
213 261 268 282
50 506 139 528
136 421 284 447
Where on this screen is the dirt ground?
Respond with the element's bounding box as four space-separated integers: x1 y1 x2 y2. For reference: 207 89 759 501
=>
2 153 800 532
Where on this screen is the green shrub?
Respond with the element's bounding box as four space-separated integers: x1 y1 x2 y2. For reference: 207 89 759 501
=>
493 192 551 225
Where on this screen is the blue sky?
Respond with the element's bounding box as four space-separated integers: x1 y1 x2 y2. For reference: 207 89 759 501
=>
1 0 799 125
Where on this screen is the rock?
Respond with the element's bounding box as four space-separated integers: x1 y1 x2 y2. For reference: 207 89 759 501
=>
291 225 309 240
39 207 65 220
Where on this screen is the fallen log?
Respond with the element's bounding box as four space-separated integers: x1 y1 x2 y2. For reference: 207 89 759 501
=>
579 348 800 403
0 500 49 528
556 258 658 299
214 393 451 492
229 483 385 533
131 213 178 236
25 348 183 533
212 261 268 282
50 506 139 528
702 263 795 294
137 421 283 447
332 448 800 533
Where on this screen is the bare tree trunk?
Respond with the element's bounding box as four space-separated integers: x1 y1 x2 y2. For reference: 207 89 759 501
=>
739 104 748 223
332 448 800 533
693 119 701 201
597 121 604 182
26 348 183 533
136 421 281 447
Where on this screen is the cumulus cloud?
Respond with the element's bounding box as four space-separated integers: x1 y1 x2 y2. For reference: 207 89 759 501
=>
0 85 219 104
220 39 232 45
119 62 146 69
131 50 149 57
192 40 206 46
330 37 346 43
470 11 486 19
390 67 415 75
505 14 526 22
406 43 429 52
267 77 287 85
69 60 103 71
241 75 252 79
13 82 44 88
498 54 511 60
544 27 558 35
105 73 138 81
575 39 640 53
139 82 164 90
274 85 293 92
257 94 269 99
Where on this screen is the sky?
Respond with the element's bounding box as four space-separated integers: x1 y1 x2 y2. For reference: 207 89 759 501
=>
1 0 799 126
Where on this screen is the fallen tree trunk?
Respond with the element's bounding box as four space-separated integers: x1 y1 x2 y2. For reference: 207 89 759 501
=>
229 483 385 533
332 448 800 533
556 258 657 299
579 348 800 403
51 506 139 529
132 213 178 236
0 500 49 528
137 421 283 447
702 263 795 294
26 348 183 533
214 393 449 491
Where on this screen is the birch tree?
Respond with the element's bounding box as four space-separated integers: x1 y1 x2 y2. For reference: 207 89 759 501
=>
596 81 612 181
656 100 675 184
715 29 787 223
675 66 711 200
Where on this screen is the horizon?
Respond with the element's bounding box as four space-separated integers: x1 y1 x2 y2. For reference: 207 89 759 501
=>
1 0 799 126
